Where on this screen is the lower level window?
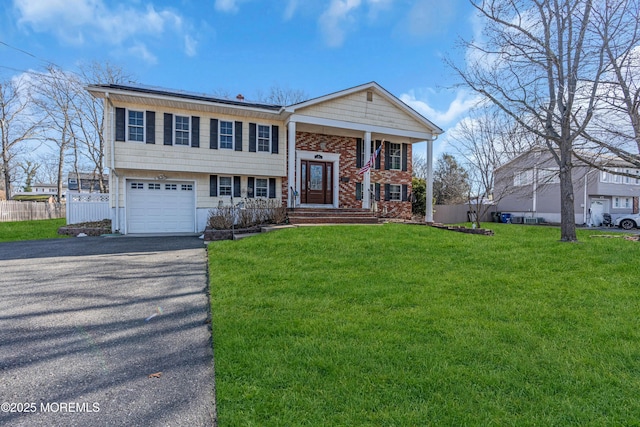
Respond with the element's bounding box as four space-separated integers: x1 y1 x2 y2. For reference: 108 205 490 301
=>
219 176 232 196
256 178 268 197
389 184 401 201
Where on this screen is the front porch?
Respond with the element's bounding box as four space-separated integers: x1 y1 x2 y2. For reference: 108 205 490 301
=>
287 207 379 225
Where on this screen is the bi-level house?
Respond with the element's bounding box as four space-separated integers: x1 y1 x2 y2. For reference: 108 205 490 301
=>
494 148 640 225
86 82 442 234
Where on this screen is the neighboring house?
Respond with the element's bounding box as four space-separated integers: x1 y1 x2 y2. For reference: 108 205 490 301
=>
86 82 442 234
68 172 109 193
494 148 640 225
13 183 68 199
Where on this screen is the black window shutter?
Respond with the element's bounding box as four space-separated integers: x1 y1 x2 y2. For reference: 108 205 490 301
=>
249 123 257 152
210 175 218 197
271 125 279 154
402 144 408 171
375 183 381 201
356 138 362 168
402 184 408 201
384 183 391 201
164 113 173 145
356 182 362 200
384 141 391 170
234 121 243 151
247 177 255 198
210 119 218 149
145 111 155 144
115 107 125 141
375 140 382 169
268 178 276 199
233 176 241 197
191 116 200 148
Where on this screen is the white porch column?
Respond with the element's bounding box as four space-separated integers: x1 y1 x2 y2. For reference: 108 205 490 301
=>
363 131 372 209
287 121 296 208
426 137 434 223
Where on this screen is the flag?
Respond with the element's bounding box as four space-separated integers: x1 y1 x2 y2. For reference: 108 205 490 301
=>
358 143 382 174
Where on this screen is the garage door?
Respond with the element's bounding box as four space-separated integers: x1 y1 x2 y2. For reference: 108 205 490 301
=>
127 180 195 233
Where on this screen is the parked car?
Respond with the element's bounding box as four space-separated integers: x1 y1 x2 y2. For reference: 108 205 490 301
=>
614 213 640 230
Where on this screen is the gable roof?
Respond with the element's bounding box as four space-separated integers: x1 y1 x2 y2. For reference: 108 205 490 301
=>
285 81 443 135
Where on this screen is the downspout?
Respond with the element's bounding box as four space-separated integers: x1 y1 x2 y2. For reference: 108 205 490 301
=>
532 164 537 217
105 93 119 233
583 169 590 225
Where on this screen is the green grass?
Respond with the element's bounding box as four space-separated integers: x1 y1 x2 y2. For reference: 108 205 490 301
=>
209 223 640 426
0 218 68 242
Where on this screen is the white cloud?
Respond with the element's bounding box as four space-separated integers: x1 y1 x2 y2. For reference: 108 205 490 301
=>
184 35 197 57
128 43 157 65
283 0 298 21
318 0 362 47
13 0 192 60
214 0 252 13
400 89 481 127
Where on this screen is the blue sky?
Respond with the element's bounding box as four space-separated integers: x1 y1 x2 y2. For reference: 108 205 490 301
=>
1 0 481 158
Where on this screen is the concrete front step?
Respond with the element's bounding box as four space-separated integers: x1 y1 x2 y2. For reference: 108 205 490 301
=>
289 216 380 225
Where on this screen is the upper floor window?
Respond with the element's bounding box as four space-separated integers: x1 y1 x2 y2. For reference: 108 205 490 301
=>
220 121 233 149
514 170 533 186
175 115 190 146
128 111 144 142
258 125 271 152
389 143 401 170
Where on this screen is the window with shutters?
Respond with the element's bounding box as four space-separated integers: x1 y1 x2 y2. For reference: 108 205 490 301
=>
219 176 232 196
128 110 144 142
389 184 401 201
389 143 401 170
258 125 270 152
220 121 233 149
175 115 190 145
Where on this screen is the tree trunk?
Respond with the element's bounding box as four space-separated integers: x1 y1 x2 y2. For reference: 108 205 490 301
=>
558 143 577 241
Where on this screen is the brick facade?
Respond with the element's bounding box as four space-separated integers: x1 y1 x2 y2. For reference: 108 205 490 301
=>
294 131 413 219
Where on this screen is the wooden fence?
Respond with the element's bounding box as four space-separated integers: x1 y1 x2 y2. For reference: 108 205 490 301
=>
0 201 66 222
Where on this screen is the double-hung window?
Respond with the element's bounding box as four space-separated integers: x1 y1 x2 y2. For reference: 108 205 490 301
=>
175 115 190 146
128 111 144 142
257 125 271 152
389 184 401 201
255 178 268 197
389 143 401 170
219 177 232 196
220 121 233 149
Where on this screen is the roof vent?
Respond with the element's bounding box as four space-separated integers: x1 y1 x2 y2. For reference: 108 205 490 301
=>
236 94 245 101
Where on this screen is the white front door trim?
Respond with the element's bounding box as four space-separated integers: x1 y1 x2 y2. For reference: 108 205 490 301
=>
296 150 340 208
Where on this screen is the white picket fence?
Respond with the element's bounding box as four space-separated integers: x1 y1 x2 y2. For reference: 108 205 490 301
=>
66 192 110 224
0 201 65 222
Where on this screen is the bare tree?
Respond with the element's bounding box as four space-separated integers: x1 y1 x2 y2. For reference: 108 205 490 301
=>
451 106 537 227
433 153 471 204
582 0 640 167
32 66 82 202
18 160 40 192
0 77 41 199
76 61 135 192
412 154 430 180
449 0 614 241
255 85 309 105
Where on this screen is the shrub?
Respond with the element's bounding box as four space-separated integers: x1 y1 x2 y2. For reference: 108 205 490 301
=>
207 199 287 230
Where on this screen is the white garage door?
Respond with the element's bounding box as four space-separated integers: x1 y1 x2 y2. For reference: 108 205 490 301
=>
127 180 195 233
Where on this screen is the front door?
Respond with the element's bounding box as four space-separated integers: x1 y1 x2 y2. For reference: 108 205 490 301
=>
301 160 333 204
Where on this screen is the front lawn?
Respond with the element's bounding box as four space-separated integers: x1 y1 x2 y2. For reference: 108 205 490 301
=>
209 223 640 426
0 218 68 242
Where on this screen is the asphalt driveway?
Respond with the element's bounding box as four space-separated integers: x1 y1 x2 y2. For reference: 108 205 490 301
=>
0 236 215 426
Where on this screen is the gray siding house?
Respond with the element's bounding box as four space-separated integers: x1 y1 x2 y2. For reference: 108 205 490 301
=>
494 149 640 225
